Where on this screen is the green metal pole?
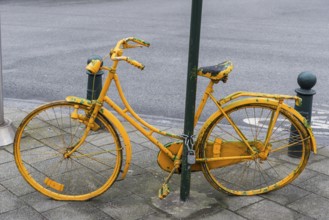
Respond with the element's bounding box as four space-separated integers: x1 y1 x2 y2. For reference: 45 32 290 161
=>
180 0 203 201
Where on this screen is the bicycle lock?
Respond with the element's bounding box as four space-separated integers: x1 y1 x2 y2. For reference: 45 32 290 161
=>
0 14 15 147
289 71 317 158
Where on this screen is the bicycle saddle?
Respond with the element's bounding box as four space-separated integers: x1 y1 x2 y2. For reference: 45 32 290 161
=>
198 61 233 82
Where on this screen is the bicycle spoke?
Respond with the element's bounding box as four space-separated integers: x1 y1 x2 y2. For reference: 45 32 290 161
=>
270 137 309 153
71 148 122 160
244 108 256 141
15 102 122 200
255 109 272 141
202 102 310 195
215 124 240 141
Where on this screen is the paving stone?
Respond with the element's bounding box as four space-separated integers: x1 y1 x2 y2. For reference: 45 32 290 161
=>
1 175 35 197
128 132 149 144
0 184 5 192
288 194 329 220
261 184 310 206
85 132 116 147
4 107 20 114
138 131 182 151
142 168 183 195
217 195 263 212
0 161 23 182
317 146 329 158
298 174 329 199
190 172 221 195
237 200 303 220
2 99 329 220
9 136 45 153
101 194 156 220
130 141 148 153
292 168 319 186
0 206 45 220
202 209 247 220
5 111 28 123
150 125 172 133
43 202 111 220
316 137 328 150
0 150 14 164
307 154 326 165
12 120 22 128
297 216 317 220
145 163 168 178
307 158 329 175
89 181 133 205
142 212 170 220
119 173 162 199
0 191 25 214
140 141 160 151
24 126 63 140
151 190 218 219
20 192 68 213
18 146 59 164
132 149 158 169
125 163 147 177
120 122 137 133
3 144 14 154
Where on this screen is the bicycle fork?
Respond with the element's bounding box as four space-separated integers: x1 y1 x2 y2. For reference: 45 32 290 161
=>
64 103 102 158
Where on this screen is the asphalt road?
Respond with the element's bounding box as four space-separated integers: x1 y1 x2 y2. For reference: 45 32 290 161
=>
1 0 328 121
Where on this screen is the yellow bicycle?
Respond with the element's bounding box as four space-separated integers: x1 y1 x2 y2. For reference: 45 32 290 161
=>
14 37 316 201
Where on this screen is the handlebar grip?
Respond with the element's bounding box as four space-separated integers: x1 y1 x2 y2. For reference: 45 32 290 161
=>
126 57 145 70
131 38 150 47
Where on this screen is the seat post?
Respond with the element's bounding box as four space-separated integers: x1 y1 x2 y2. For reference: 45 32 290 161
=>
194 80 215 127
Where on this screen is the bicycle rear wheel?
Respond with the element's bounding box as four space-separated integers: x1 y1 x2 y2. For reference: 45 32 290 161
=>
14 101 122 200
200 101 310 195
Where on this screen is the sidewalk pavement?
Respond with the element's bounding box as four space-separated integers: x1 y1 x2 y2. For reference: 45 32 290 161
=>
1 102 329 220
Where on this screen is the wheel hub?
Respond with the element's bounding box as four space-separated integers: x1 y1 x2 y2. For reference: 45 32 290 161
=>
251 141 271 160
63 147 74 159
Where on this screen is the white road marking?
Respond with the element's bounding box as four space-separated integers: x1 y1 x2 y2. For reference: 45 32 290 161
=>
242 107 329 136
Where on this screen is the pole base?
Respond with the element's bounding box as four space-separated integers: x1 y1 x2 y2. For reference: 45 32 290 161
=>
0 119 15 146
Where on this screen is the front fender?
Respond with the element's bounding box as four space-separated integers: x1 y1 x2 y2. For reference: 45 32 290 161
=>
65 96 132 180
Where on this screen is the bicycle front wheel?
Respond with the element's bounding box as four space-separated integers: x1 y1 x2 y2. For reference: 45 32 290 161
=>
14 101 122 201
200 101 310 195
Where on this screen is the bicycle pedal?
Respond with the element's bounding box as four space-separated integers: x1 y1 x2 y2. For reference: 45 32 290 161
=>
158 184 170 199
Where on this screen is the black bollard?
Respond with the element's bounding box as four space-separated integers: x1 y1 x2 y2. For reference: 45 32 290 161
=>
86 55 104 100
288 71 316 158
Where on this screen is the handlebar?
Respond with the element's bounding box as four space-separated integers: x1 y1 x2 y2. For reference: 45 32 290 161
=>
111 37 150 70
126 57 145 70
86 37 150 74
127 37 150 48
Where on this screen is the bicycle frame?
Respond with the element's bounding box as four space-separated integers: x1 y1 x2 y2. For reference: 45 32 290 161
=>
13 37 318 201
65 40 316 180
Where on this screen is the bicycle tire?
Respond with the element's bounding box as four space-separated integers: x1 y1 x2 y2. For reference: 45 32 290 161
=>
199 101 310 195
14 101 122 201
